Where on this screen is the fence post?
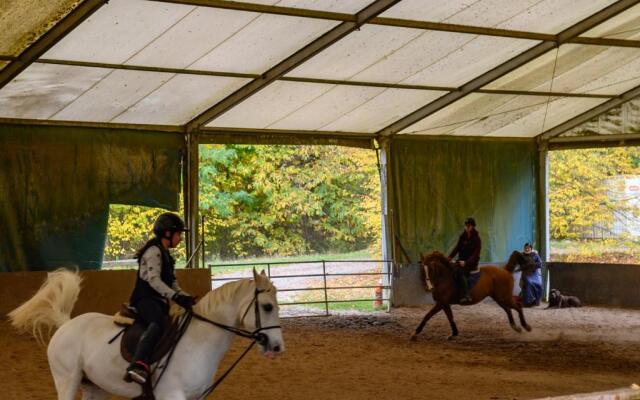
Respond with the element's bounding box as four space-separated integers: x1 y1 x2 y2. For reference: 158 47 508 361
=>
201 215 205 269
322 260 329 316
267 263 271 279
387 261 392 311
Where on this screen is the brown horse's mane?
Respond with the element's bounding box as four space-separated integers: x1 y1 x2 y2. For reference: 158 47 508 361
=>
420 251 452 286
422 251 450 267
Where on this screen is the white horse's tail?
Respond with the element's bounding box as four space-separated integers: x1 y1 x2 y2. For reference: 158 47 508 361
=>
8 268 82 344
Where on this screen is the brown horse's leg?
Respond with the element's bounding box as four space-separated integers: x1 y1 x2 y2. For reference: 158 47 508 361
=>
499 304 522 333
442 304 459 339
513 301 532 331
409 303 443 341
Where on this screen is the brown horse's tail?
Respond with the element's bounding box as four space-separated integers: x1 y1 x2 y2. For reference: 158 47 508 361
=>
504 250 523 272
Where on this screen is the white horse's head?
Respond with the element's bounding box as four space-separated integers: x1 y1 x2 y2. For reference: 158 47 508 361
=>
243 268 285 358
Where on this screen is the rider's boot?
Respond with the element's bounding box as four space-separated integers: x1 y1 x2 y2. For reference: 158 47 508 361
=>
124 322 162 385
459 273 473 304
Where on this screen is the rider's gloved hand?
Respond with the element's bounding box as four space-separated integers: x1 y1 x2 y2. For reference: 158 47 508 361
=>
172 293 196 310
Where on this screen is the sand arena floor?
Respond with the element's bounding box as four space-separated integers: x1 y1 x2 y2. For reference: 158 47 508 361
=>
1 303 639 400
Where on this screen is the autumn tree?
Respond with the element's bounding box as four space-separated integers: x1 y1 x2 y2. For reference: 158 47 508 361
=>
549 147 640 240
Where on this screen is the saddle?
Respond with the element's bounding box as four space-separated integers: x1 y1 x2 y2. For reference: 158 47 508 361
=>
453 269 482 292
113 304 181 364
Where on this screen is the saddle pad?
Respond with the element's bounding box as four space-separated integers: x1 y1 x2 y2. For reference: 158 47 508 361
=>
113 304 137 326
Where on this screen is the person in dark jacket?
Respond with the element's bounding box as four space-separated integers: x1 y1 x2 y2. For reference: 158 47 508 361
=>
448 217 482 304
124 212 196 385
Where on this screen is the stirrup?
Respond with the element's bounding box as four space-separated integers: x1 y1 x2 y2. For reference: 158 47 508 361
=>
125 362 149 385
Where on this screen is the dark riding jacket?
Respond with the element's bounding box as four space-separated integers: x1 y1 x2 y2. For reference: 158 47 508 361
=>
448 228 481 271
130 239 181 308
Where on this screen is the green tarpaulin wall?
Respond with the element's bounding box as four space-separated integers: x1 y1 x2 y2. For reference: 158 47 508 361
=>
389 136 538 263
0 125 184 272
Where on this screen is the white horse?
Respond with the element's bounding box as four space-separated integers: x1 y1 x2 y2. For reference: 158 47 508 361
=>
8 268 284 400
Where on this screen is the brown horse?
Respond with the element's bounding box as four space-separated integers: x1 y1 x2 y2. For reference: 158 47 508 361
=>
410 250 532 340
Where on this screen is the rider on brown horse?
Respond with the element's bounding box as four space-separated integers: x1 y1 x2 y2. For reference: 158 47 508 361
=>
448 217 481 304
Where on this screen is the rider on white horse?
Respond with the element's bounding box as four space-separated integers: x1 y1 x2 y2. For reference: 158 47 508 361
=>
125 212 196 385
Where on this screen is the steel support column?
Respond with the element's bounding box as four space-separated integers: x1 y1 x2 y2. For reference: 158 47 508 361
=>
184 133 200 267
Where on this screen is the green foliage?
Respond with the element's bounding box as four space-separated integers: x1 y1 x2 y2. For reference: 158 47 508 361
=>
199 145 381 260
549 147 640 240
105 204 186 260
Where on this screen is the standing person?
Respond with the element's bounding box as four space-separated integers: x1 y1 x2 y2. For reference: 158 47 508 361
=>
124 212 196 385
448 217 482 304
520 242 543 307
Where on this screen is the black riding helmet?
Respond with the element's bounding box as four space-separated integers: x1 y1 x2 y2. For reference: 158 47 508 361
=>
153 212 189 239
464 217 476 227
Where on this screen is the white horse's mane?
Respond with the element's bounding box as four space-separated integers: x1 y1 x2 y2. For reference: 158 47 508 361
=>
176 277 276 321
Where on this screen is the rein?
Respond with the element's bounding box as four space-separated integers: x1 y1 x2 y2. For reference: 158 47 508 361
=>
191 287 281 400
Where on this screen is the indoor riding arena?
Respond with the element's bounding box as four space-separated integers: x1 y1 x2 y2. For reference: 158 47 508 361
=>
2 1 640 399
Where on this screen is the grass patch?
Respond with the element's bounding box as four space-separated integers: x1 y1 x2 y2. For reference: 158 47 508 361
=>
208 249 377 275
299 300 385 313
550 239 640 264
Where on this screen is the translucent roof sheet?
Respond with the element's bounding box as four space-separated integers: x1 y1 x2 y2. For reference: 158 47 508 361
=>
43 0 338 73
112 74 249 125
561 99 640 136
0 63 249 124
236 0 372 13
582 3 640 39
1 0 639 139
207 81 445 132
0 0 80 56
400 93 607 137
0 63 111 119
484 45 640 95
288 25 537 86
381 0 617 34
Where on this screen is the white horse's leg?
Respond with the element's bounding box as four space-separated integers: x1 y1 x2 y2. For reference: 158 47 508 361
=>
156 391 186 400
50 366 82 400
80 384 110 400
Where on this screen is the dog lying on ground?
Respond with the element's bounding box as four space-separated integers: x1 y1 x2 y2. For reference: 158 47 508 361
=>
547 289 582 308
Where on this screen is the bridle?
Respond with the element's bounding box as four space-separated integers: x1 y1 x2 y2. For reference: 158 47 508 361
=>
420 259 434 291
193 287 281 345
189 286 281 399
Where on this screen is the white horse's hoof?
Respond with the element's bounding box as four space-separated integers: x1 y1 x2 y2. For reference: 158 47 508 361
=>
511 324 522 333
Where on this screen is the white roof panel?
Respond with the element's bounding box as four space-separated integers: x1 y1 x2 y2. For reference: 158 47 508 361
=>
127 7 268 69
400 93 607 137
288 25 537 87
43 0 338 74
0 63 110 119
582 3 640 39
52 69 174 122
43 0 194 65
484 45 640 95
188 14 337 74
113 74 249 125
381 0 617 34
207 81 445 132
